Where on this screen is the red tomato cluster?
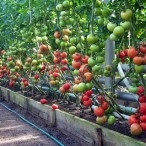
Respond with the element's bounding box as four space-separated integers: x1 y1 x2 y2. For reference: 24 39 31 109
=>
128 93 146 135
94 95 109 117
81 90 93 107
127 45 146 65
72 53 89 69
9 80 15 87
53 50 68 65
117 49 128 63
21 78 29 88
0 65 10 78
59 82 71 93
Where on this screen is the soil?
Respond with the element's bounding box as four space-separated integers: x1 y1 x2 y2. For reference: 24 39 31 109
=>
0 104 57 146
1 84 146 144
0 100 85 146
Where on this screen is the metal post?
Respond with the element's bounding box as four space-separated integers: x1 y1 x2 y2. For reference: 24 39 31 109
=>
105 39 115 89
103 0 115 89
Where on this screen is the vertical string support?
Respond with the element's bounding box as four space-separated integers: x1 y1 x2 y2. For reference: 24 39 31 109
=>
29 0 32 24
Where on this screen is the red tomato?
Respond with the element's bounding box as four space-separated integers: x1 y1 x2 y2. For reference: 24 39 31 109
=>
60 52 67 59
102 102 109 110
61 58 68 65
85 90 93 96
54 50 60 57
139 96 146 103
94 107 104 117
140 122 146 131
139 103 146 114
128 115 139 125
83 98 92 107
82 95 90 101
140 115 146 122
97 95 105 104
23 81 29 86
139 44 146 54
130 123 142 135
72 53 82 61
72 61 81 69
40 98 47 104
52 104 58 110
127 47 138 59
34 74 39 80
137 86 144 96
62 82 71 91
81 55 89 64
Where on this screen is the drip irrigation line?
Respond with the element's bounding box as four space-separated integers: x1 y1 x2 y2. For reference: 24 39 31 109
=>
0 102 65 146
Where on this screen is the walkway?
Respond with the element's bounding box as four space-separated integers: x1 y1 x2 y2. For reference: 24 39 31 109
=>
0 104 58 146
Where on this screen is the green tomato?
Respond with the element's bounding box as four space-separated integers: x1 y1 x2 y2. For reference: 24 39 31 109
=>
55 39 61 45
128 86 138 93
107 22 117 32
87 34 98 44
77 82 87 92
95 0 101 7
96 56 104 63
90 44 100 52
60 41 68 47
32 59 38 65
102 8 112 17
107 115 116 125
60 20 65 27
98 17 104 26
121 9 132 21
10 68 16 73
70 37 76 44
135 65 144 73
36 36 42 43
120 21 130 30
92 65 101 72
109 33 118 41
62 0 70 9
105 65 112 71
113 26 125 37
88 57 96 67
69 46 76 54
56 4 63 11
42 36 48 42
103 70 111 77
86 82 93 90
73 69 79 76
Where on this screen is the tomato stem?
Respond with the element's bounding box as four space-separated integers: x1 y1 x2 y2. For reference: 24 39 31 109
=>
90 0 96 35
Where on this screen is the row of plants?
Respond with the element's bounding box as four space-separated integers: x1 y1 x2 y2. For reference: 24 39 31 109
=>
0 0 146 137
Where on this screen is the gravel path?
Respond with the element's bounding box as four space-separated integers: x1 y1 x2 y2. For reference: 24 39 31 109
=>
0 104 58 146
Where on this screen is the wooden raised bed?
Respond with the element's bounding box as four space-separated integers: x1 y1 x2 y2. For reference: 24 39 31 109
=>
0 86 145 146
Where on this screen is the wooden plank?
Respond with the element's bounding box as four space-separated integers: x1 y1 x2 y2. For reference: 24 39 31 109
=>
56 110 146 146
0 86 10 101
1 87 146 146
94 128 102 146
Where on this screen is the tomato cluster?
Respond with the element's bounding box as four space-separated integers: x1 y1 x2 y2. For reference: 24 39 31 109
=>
127 46 146 65
128 87 146 135
80 90 93 107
